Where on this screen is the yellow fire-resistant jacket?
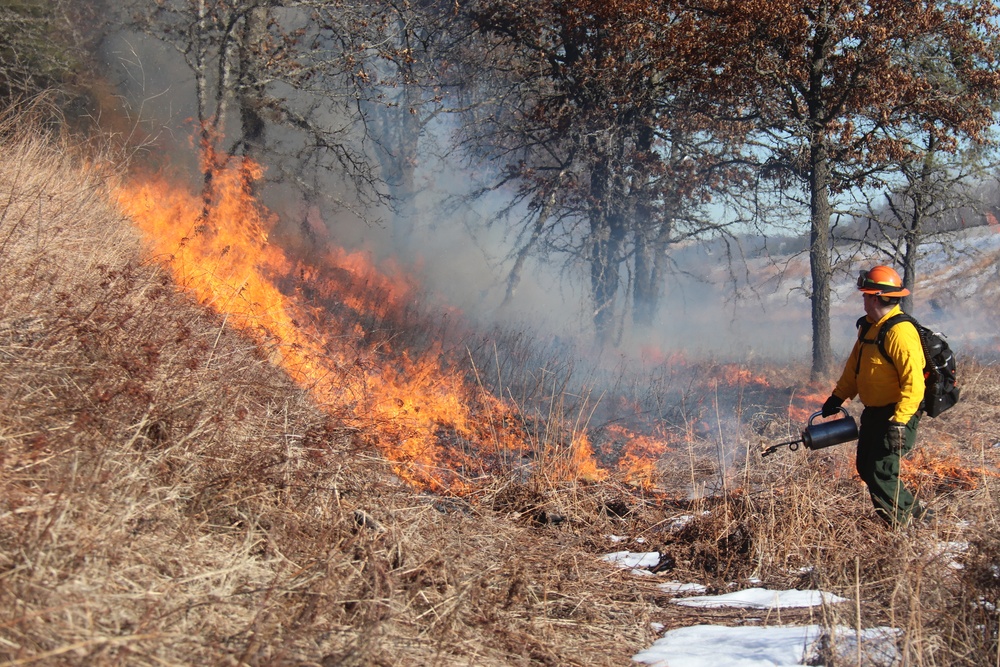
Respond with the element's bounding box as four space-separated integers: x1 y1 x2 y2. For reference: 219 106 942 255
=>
832 305 926 424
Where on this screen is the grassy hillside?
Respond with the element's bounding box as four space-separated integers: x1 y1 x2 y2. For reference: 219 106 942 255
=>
0 117 661 666
2 119 1000 666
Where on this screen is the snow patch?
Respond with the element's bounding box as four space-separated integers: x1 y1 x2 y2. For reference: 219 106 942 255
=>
672 587 848 610
633 624 902 667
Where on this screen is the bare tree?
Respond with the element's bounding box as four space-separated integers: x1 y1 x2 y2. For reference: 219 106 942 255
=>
847 34 1000 315
847 130 996 315
112 0 390 220
702 0 1000 378
456 0 747 345
358 0 472 253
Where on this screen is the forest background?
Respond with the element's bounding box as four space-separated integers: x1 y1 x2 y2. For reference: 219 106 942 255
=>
9 0 1000 373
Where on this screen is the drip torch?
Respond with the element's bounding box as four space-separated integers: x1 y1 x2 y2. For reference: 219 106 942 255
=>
761 408 858 458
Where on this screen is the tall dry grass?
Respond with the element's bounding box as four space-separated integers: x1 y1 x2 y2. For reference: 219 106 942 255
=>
1 111 999 666
614 356 1000 666
0 116 661 666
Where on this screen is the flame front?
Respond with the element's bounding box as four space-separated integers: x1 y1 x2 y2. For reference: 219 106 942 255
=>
113 151 610 492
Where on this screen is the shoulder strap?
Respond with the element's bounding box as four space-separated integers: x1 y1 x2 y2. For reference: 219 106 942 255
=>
876 313 916 363
855 315 871 336
855 317 872 375
854 313 913 374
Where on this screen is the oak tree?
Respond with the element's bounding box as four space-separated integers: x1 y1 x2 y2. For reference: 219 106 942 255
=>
461 0 746 345
700 0 1000 377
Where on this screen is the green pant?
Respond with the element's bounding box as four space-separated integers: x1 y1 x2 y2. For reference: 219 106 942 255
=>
855 405 920 527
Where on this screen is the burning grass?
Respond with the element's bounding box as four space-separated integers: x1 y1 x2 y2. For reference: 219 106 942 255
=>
2 114 1000 666
0 114 661 666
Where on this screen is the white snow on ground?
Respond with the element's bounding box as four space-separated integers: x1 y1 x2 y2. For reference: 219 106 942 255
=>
669 513 709 531
673 587 847 609
601 550 661 569
632 624 902 667
602 548 903 666
932 540 970 570
658 581 708 594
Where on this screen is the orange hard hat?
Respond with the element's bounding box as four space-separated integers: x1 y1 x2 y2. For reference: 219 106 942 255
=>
857 265 910 297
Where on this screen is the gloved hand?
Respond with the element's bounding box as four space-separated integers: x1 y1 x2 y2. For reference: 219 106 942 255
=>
821 395 844 418
887 421 907 453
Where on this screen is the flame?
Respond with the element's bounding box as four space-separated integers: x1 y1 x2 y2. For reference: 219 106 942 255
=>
902 444 998 493
599 423 677 489
112 146 608 493
717 364 770 388
787 387 831 424
638 344 688 367
117 140 913 496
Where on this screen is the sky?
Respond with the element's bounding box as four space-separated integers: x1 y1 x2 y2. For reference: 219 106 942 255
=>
599 532 938 667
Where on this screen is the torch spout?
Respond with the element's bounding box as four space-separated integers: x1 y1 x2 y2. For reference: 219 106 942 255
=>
761 438 804 458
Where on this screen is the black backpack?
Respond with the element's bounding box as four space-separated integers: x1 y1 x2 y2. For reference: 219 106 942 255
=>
856 313 960 418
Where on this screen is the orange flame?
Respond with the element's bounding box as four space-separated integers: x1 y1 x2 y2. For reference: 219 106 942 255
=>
599 423 677 489
787 387 832 424
902 445 998 493
717 364 771 388
112 147 611 493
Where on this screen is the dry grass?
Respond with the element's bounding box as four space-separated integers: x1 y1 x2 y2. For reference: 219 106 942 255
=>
0 116 659 666
1 113 1000 666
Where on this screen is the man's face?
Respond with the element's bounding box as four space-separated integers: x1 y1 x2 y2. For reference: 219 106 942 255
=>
863 292 880 320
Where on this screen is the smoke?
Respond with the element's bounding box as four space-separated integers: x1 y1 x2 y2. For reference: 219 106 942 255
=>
95 29 799 365
98 31 202 175
95 26 1000 377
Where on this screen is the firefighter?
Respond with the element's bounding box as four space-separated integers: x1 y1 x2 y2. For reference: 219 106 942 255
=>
820 265 928 527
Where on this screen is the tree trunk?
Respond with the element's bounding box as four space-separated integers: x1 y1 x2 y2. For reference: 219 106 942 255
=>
238 2 270 157
374 97 421 255
900 140 936 314
633 226 658 329
809 139 834 380
633 216 673 329
631 124 664 329
901 200 922 315
590 158 624 345
808 5 834 380
591 217 625 346
194 0 235 225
